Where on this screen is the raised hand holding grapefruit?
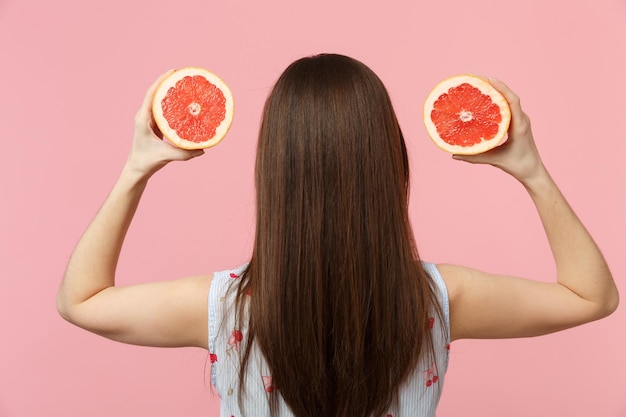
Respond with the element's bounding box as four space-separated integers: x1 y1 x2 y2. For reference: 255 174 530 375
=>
452 78 546 185
152 67 234 150
423 74 510 155
126 70 207 178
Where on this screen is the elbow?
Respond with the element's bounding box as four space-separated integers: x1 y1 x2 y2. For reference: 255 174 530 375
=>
592 287 620 321
599 267 620 317
56 287 79 324
56 293 72 322
603 289 620 317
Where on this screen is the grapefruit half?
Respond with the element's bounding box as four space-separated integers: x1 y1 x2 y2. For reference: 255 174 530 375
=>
423 75 510 155
152 67 234 150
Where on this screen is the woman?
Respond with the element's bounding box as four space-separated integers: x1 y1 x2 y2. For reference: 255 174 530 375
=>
57 54 618 417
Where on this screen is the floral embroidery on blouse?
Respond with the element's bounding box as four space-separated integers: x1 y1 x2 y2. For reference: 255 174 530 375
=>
262 375 275 393
423 362 439 387
228 330 243 351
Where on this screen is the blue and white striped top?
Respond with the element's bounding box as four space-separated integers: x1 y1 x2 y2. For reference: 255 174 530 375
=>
208 262 450 417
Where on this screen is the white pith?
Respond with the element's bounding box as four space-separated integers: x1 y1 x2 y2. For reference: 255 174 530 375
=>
459 110 473 122
188 102 201 116
423 74 511 155
152 67 235 150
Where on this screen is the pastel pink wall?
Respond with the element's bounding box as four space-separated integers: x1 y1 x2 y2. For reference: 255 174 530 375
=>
1 0 624 416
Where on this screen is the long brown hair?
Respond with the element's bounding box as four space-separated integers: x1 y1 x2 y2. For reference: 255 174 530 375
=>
234 54 441 417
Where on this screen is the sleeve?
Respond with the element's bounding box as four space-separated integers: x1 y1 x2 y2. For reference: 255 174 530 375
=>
208 270 227 391
208 264 250 391
422 261 451 373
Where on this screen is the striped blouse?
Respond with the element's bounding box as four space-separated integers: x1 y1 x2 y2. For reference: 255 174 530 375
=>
208 262 450 417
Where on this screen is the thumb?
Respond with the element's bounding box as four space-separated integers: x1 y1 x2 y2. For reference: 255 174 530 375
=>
156 138 207 162
189 149 205 159
452 153 486 164
452 139 510 166
173 147 205 161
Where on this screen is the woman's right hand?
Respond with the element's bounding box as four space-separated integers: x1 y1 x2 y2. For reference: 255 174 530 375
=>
125 70 205 179
452 78 547 186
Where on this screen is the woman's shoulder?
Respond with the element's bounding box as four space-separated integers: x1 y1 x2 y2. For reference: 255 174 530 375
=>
208 263 250 311
422 262 451 302
432 263 460 301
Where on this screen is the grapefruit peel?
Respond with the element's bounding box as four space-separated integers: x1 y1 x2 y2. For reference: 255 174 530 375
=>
152 67 234 150
423 74 510 155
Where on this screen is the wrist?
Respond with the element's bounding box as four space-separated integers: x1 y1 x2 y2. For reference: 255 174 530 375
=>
120 161 153 188
519 164 555 195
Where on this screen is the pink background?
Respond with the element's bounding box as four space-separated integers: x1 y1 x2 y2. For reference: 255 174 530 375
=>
1 0 624 416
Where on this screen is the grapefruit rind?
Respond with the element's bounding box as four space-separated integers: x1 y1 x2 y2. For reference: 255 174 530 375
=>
152 67 235 150
423 74 510 155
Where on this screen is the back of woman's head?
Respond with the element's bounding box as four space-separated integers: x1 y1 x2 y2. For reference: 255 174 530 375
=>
256 53 409 214
238 54 440 417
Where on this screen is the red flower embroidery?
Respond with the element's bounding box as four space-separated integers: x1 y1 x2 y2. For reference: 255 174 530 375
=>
423 362 438 387
262 375 275 393
428 317 435 329
228 330 243 351
230 273 240 279
209 353 218 363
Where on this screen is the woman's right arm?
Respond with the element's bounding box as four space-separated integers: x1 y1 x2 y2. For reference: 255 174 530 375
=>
56 72 211 348
441 78 619 341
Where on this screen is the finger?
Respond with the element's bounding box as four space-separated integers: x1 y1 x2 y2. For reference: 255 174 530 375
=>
485 77 525 126
136 69 176 128
150 118 164 140
142 69 175 110
485 77 517 104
